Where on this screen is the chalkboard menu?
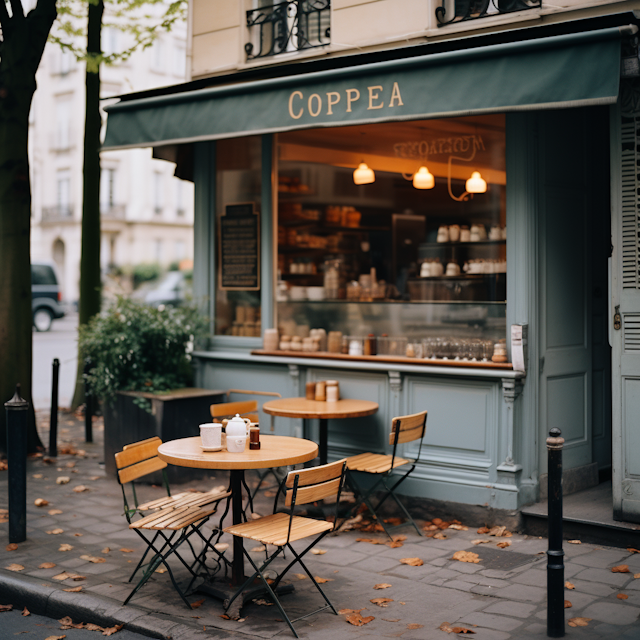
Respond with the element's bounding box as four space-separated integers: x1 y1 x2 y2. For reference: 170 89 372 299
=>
219 202 260 291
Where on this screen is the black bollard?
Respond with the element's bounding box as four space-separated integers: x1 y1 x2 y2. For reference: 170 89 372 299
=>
5 384 28 543
49 358 60 458
547 427 565 638
83 358 93 444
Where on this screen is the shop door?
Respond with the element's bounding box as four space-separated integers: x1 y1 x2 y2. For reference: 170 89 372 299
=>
538 109 593 474
611 100 640 523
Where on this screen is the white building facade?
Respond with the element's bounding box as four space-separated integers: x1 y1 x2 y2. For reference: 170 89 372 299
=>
29 23 194 304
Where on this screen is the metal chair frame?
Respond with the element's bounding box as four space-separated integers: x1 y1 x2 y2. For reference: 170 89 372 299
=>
346 411 428 539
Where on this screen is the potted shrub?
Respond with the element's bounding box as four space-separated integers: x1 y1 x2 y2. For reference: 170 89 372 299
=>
79 297 224 480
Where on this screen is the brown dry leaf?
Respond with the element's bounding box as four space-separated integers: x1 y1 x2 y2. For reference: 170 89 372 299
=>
190 599 205 609
292 573 307 580
370 598 393 607
250 545 265 553
356 538 385 545
0 605 12 612
497 541 511 549
448 524 468 531
311 548 327 555
71 576 86 581
627 548 640 554
74 533 83 537
72 485 89 493
32 474 43 479
52 572 79 581
617 593 629 600
488 526 511 537
382 618 400 622
386 540 404 548
155 567 167 574
477 527 490 534
119 548 134 553
58 544 73 552
48 509 63 516
439 621 476 634
65 461 76 468
44 636 66 640
253 598 274 606
568 617 592 627
338 608 365 616
471 539 491 545
63 586 83 593
34 498 49 507
451 551 480 564
56 477 70 485
564 600 572 608
567 540 581 544
433 532 447 540
22 607 29 616
314 577 333 584
565 581 575 590
400 557 424 566
47 528 64 535
5 543 18 551
80 555 105 564
89 476 101 481
345 612 375 626
374 583 392 590
423 524 439 531
407 623 424 629
102 548 110 554
635 573 640 579
5 564 24 572
102 624 124 636
612 565 631 573
40 562 56 569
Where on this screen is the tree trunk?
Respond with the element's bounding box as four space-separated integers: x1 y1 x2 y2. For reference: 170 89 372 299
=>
0 0 57 453
71 0 104 411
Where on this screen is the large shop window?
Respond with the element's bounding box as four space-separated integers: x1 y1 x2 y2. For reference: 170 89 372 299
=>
215 136 262 336
275 115 507 362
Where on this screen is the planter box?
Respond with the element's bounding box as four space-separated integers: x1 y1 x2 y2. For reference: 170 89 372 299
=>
104 387 226 484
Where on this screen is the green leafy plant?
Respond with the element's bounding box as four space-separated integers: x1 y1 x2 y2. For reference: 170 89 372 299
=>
132 263 162 288
79 297 207 410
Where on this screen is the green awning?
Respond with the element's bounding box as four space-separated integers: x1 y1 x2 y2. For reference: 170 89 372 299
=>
104 27 623 150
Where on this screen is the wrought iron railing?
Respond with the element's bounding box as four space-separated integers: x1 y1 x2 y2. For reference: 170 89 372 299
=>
245 0 330 60
436 0 540 27
100 204 126 219
42 205 73 221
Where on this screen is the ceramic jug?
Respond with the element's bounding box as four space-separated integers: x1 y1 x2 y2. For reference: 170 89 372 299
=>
226 414 250 453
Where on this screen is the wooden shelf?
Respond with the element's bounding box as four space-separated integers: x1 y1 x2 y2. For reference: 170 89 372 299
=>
421 240 506 247
251 350 513 370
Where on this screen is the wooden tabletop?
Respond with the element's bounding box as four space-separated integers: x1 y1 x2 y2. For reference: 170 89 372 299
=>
262 397 379 420
157 435 318 470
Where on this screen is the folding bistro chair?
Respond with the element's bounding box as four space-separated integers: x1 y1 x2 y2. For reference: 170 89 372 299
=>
223 460 347 638
115 437 231 608
345 410 427 539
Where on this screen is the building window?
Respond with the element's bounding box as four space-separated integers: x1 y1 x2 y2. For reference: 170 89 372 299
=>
435 0 541 27
173 43 186 77
153 171 164 214
154 239 163 263
100 167 116 212
152 38 165 72
56 169 71 217
103 27 118 57
60 49 72 75
175 178 185 216
245 0 331 60
175 240 185 261
55 97 72 151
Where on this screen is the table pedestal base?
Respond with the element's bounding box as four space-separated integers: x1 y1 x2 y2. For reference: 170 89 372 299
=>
195 578 294 618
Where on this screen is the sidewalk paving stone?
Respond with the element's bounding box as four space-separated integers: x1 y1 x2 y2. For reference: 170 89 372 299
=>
0 410 638 639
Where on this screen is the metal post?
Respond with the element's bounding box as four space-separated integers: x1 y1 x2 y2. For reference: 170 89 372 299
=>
49 358 59 458
5 384 28 543
547 427 565 638
83 358 93 443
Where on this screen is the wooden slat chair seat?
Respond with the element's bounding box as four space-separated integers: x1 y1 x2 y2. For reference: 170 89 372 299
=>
223 460 347 638
115 437 231 609
345 411 427 539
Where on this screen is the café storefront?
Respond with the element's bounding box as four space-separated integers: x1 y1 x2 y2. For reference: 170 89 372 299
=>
104 22 640 522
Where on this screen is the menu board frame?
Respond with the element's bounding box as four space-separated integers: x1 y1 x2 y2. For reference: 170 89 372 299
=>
218 202 261 291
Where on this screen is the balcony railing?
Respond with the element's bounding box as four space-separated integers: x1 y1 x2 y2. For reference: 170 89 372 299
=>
436 0 540 27
100 204 126 219
42 205 73 222
245 0 330 60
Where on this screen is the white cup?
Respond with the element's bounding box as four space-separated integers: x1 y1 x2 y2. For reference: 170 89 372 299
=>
326 385 339 402
200 423 222 450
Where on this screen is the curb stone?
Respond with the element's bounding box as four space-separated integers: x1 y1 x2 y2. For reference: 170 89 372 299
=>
0 570 239 639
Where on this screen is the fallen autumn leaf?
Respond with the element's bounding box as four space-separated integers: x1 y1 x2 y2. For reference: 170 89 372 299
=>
568 617 592 627
617 593 629 600
471 539 491 545
314 576 333 583
191 599 205 609
345 612 375 626
34 498 49 507
0 605 12 612
370 598 393 607
47 528 64 535
407 623 424 629
5 543 17 551
496 541 511 549
373 583 392 590
48 509 63 516
400 557 424 566
39 562 56 569
311 548 327 555
565 581 575 589
63 586 83 593
22 607 29 616
56 477 70 485
80 555 106 564
58 544 73 552
72 485 89 493
564 600 572 608
5 564 24 572
451 551 480 564
612 565 630 573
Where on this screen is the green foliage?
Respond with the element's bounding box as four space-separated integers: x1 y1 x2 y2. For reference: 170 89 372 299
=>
132 262 161 288
79 296 207 409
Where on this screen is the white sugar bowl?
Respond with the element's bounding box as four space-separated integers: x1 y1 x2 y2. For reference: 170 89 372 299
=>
226 414 250 453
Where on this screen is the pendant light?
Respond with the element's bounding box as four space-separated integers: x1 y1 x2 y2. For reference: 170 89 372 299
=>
412 166 435 190
353 162 375 185
465 171 487 194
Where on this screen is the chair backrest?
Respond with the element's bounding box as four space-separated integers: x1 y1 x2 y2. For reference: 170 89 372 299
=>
210 400 258 424
389 411 428 446
285 459 345 507
115 436 167 485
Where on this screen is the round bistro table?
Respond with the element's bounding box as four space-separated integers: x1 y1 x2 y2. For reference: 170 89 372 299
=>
157 434 318 606
262 398 379 465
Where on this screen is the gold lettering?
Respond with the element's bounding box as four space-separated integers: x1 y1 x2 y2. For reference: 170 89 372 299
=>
388 82 403 107
308 93 322 117
367 86 384 110
288 91 304 119
346 88 360 113
326 92 340 115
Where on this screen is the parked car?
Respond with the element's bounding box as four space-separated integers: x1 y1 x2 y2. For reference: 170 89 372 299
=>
144 271 191 308
31 262 65 331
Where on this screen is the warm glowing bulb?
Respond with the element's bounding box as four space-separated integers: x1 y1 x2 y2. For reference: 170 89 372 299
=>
465 171 487 194
413 166 435 190
353 162 375 185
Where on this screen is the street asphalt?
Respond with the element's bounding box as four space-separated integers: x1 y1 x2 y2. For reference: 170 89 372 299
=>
0 412 639 639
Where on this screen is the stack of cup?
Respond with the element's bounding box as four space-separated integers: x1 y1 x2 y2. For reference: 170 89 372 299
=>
326 380 339 402
263 328 279 351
